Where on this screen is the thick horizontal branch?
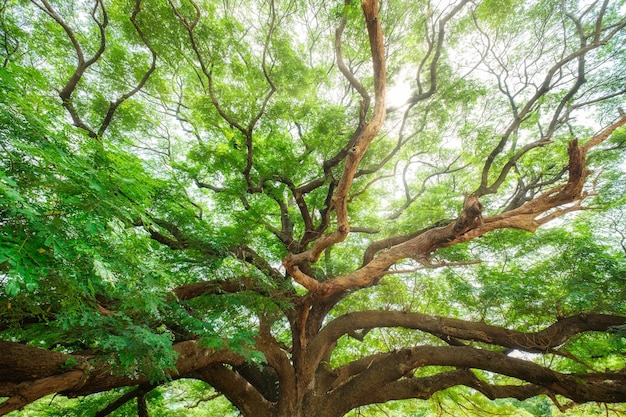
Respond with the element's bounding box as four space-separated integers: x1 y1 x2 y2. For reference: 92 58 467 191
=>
172 278 258 300
0 339 245 414
0 370 85 415
328 368 549 415
326 345 626 412
309 311 626 374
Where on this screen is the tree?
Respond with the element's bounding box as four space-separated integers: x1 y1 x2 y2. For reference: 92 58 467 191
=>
1 0 626 415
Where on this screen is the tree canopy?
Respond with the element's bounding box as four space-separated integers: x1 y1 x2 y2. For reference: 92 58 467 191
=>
1 0 626 416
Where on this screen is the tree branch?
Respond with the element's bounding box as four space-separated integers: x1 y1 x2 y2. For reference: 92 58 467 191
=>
95 385 155 417
283 0 387 287
195 364 275 417
97 0 157 137
32 0 108 138
325 345 626 414
312 311 626 359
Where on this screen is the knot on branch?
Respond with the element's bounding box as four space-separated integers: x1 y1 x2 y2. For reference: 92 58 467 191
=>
567 139 585 185
452 195 483 234
441 326 493 343
549 139 589 204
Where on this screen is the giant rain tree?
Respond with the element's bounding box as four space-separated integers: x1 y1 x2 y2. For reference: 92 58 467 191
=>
1 0 626 416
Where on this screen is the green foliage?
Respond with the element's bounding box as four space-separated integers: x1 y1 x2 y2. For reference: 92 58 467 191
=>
0 62 180 383
1 0 626 415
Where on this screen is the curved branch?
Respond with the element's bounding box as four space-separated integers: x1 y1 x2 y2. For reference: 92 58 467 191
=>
33 0 108 138
241 0 278 191
389 156 466 220
330 368 548 415
171 278 264 300
0 339 245 413
195 364 275 417
283 0 386 286
335 16 370 121
137 216 284 282
95 384 156 417
476 9 626 197
361 223 446 266
256 317 296 411
326 345 626 414
410 0 471 104
97 0 157 137
0 370 85 415
312 311 626 362
285 113 626 300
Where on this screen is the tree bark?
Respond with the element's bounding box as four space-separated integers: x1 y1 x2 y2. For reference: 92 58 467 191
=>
3 312 625 416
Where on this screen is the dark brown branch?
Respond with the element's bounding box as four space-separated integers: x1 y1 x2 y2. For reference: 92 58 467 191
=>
312 311 626 359
95 385 155 417
33 0 108 138
172 279 253 300
278 177 313 245
242 0 278 192
0 0 20 67
168 0 248 139
195 178 226 192
232 245 284 281
476 139 553 201
249 0 277 132
97 0 157 137
138 215 285 282
326 345 626 414
184 392 222 409
329 369 548 415
195 364 274 417
0 339 248 414
501 166 569 212
137 392 148 417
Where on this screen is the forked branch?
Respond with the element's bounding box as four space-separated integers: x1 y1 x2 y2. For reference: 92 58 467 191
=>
283 0 386 282
289 113 626 299
32 0 108 138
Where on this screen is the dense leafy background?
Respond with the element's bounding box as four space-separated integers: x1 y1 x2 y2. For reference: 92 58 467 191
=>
1 0 626 415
